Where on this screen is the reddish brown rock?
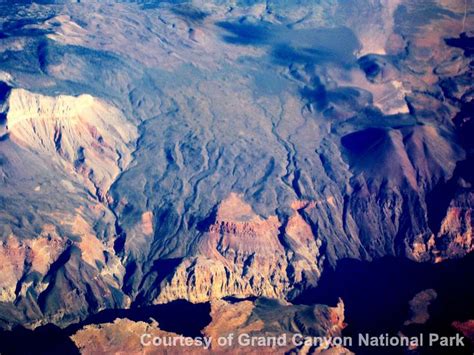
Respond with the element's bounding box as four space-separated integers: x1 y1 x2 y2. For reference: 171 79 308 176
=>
452 320 474 342
0 232 66 302
5 89 137 199
71 298 351 354
155 194 322 303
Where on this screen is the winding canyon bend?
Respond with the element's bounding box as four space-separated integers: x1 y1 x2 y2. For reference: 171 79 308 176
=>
0 0 473 354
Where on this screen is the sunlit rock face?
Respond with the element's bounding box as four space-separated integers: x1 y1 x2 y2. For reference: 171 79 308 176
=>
5 88 137 199
71 298 349 354
154 194 322 303
0 0 472 344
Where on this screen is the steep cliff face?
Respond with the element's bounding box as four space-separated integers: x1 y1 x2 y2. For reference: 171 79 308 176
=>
0 224 129 329
431 195 473 261
154 194 322 303
4 88 137 199
344 124 464 260
0 87 137 328
0 233 66 303
71 298 350 354
0 0 472 339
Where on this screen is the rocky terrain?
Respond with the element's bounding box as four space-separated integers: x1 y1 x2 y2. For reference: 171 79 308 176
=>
71 298 349 354
0 0 473 353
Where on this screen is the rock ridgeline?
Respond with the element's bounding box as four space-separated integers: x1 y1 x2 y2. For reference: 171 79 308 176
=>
4 87 137 199
155 193 322 303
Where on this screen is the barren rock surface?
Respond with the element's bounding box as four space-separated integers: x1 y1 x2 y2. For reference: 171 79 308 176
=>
0 0 472 353
71 298 350 354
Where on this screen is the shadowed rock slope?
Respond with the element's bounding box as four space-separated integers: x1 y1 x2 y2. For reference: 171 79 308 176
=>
0 0 472 341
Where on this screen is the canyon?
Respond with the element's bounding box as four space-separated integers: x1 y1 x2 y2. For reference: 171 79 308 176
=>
0 0 472 353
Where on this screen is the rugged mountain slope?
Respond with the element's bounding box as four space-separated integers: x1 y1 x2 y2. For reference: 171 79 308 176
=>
0 85 135 328
5 88 137 197
152 193 322 303
71 298 349 354
0 0 472 341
